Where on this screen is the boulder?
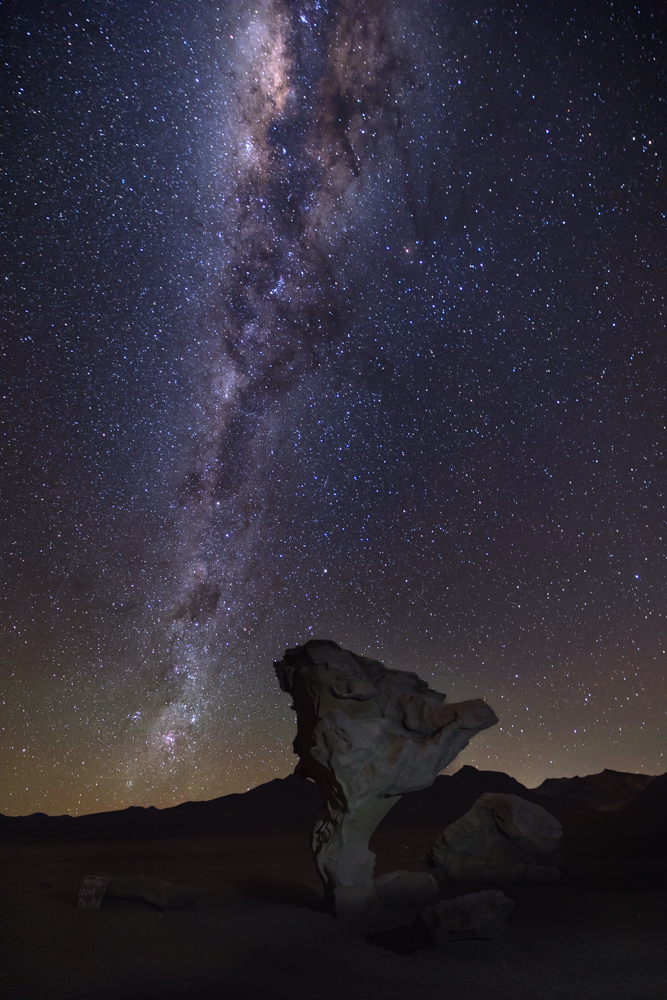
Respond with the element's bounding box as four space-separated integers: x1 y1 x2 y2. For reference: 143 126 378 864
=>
374 870 439 907
275 639 497 917
425 792 563 883
415 889 514 943
106 875 194 910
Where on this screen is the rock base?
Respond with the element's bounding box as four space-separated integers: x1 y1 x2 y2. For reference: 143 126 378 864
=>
374 870 439 908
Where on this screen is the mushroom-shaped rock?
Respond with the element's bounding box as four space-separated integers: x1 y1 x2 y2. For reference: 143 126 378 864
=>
275 639 497 917
425 792 563 883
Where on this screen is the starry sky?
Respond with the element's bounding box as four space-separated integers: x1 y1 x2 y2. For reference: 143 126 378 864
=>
2 0 665 817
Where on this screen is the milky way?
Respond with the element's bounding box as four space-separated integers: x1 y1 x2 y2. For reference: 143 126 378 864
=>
3 1 665 815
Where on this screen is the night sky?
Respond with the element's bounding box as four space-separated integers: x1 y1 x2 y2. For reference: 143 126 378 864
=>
3 0 665 817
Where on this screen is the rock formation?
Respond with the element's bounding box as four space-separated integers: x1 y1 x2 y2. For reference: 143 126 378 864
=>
275 639 497 917
105 874 194 909
415 890 514 944
425 792 563 883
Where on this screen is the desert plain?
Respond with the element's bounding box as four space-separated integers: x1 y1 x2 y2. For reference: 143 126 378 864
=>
1 766 666 1000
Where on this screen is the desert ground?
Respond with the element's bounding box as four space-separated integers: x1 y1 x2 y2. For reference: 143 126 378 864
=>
2 768 666 1000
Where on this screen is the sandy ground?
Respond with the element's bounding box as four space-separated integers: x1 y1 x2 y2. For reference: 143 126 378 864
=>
2 831 666 1000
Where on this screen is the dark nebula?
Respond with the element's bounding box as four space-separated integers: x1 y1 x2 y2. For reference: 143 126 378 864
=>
2 0 665 815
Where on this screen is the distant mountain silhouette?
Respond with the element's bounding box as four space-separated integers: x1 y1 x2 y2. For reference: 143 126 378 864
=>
0 774 323 844
534 768 655 810
3 765 666 890
1 765 660 845
615 771 667 827
451 764 532 796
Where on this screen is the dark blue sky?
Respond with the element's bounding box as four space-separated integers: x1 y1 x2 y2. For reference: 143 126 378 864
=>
2 0 665 815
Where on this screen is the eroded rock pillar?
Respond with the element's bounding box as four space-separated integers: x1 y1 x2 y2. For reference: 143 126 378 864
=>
275 639 497 917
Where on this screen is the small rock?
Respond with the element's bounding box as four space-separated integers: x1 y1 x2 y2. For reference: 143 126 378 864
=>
374 870 439 907
105 875 194 910
415 889 514 943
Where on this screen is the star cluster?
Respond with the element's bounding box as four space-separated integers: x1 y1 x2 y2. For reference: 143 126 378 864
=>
2 0 665 816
